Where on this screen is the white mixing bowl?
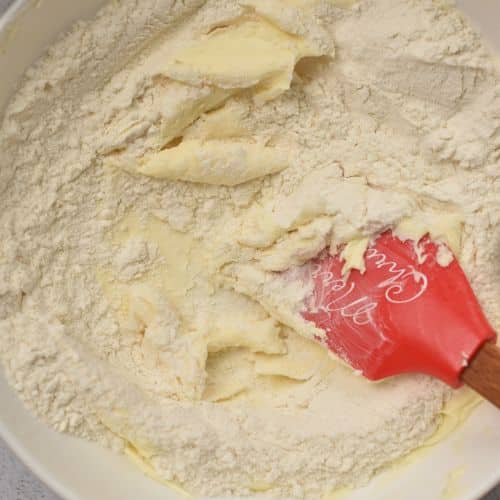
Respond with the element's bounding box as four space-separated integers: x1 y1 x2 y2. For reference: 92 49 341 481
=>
0 1 499 499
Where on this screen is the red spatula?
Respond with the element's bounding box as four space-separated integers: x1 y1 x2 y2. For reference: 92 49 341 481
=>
299 231 500 407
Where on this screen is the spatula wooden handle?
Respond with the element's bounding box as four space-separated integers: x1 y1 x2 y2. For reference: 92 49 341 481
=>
461 341 500 408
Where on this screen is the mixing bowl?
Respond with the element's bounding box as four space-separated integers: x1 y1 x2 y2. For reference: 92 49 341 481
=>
0 1 499 499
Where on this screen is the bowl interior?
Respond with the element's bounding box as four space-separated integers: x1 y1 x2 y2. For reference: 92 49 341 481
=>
0 1 499 499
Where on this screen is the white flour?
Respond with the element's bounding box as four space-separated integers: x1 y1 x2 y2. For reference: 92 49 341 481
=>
0 0 499 498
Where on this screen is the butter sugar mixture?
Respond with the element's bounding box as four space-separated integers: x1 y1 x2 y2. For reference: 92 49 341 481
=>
0 0 499 498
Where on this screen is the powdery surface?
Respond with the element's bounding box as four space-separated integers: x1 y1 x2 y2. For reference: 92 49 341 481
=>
0 1 499 499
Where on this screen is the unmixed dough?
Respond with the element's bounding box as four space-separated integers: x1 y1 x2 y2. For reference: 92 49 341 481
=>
0 0 499 498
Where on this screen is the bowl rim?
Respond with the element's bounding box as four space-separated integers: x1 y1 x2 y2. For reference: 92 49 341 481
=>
0 413 79 500
0 0 26 32
0 3 101 498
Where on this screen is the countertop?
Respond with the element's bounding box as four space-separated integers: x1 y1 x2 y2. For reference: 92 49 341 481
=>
0 0 498 499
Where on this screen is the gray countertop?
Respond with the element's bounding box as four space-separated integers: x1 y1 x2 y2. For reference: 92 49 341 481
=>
0 0 498 499
0 437 59 500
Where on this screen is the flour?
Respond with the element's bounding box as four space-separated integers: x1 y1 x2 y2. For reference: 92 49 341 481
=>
0 0 499 499
112 238 161 281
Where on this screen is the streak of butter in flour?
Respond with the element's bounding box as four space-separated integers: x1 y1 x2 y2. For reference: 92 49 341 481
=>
322 388 482 499
0 0 499 499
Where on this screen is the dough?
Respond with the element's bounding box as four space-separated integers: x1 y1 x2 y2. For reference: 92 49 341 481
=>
0 0 498 498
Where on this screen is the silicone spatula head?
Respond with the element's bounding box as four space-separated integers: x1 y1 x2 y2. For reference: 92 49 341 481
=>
301 231 496 387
